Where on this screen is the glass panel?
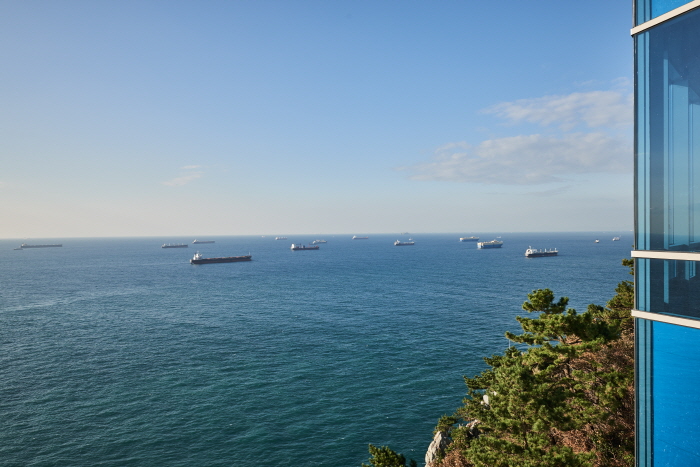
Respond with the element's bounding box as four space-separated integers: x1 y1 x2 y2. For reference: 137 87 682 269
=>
636 258 700 318
635 9 700 252
636 32 651 251
636 0 694 25
652 322 700 465
636 0 651 26
635 318 653 465
653 0 694 18
635 257 650 311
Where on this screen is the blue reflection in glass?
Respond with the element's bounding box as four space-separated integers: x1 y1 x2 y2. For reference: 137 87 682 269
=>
653 322 700 465
635 318 653 465
635 9 700 252
636 0 695 24
653 0 693 18
636 259 700 318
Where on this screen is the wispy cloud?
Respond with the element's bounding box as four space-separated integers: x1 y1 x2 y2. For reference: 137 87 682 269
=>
181 165 202 170
404 88 633 185
403 133 630 185
484 90 632 131
162 172 203 186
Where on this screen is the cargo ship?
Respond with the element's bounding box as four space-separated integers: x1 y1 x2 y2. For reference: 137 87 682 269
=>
192 240 215 244
275 237 287 240
190 252 251 264
394 239 415 246
525 247 558 258
162 244 188 248
352 236 369 240
291 243 319 250
477 239 503 249
459 236 479 242
311 240 327 244
19 243 62 248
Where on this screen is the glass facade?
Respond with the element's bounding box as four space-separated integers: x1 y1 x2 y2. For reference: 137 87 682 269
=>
635 8 700 253
635 2 700 465
635 321 700 466
636 0 695 25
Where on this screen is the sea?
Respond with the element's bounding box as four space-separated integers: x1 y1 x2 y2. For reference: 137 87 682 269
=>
0 233 632 466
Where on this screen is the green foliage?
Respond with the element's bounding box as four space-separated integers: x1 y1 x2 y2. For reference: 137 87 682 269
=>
362 445 417 467
604 259 635 335
443 260 635 466
435 414 459 434
453 289 598 466
364 259 635 467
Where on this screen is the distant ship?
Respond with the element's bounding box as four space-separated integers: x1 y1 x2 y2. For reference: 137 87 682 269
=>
394 239 415 246
192 240 215 244
162 243 188 248
352 236 369 240
190 252 251 264
595 239 600 243
18 243 62 249
525 247 558 258
460 236 479 242
275 237 287 240
477 239 503 249
311 240 327 244
612 236 620 241
291 243 319 250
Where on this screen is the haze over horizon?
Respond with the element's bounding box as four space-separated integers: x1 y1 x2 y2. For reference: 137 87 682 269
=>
0 1 633 239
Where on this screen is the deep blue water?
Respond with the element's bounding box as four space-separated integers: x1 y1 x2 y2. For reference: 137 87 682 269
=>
0 233 632 466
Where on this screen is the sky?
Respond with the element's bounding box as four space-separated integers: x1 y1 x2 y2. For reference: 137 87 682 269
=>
0 0 634 238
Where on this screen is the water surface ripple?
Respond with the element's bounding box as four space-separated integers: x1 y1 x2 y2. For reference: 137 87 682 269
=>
0 233 631 466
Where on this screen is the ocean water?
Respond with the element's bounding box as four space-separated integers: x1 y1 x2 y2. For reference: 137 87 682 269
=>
0 233 632 466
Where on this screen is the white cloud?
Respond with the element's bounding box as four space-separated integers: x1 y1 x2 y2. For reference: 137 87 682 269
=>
404 88 633 185
162 172 203 186
484 90 633 131
181 165 202 170
403 132 631 185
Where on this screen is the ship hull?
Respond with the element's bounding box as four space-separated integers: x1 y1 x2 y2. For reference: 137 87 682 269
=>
525 252 558 257
191 255 252 264
20 244 62 248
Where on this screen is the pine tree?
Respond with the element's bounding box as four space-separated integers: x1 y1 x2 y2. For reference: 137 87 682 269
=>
362 444 417 467
446 259 634 466
364 260 635 467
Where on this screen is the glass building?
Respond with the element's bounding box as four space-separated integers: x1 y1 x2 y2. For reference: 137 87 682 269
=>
633 0 700 465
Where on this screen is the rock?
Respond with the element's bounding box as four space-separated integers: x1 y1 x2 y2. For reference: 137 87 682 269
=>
464 419 480 439
425 430 451 467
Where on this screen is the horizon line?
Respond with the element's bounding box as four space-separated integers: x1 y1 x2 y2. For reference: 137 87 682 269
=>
0 229 634 241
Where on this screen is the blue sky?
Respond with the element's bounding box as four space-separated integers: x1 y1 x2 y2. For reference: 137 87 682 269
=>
0 1 633 238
